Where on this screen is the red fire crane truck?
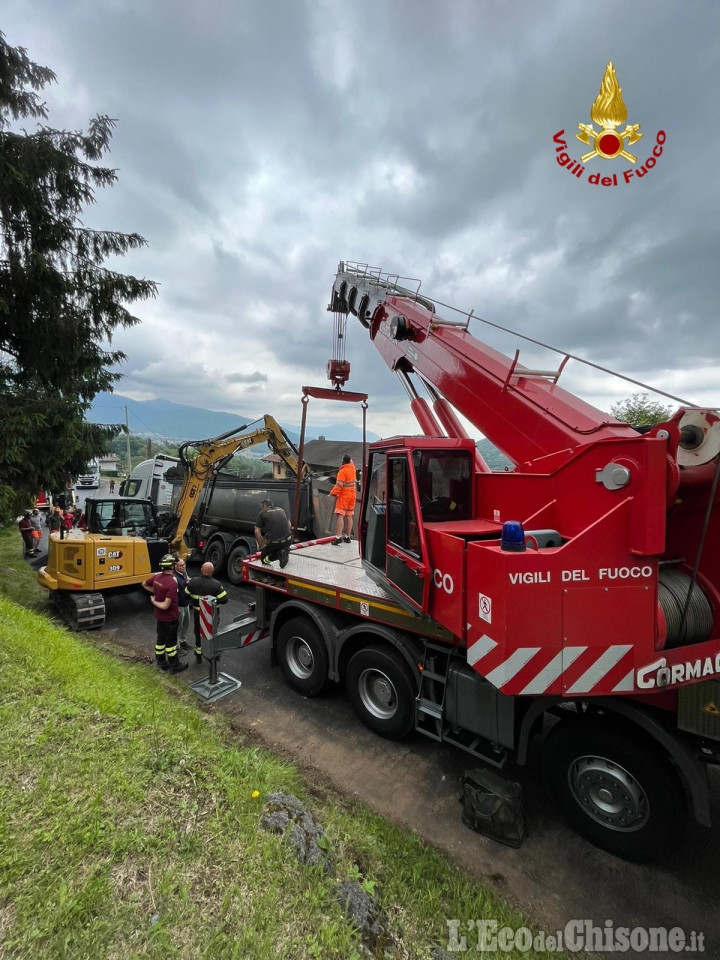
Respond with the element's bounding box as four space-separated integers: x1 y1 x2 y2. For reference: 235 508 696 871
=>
236 261 720 860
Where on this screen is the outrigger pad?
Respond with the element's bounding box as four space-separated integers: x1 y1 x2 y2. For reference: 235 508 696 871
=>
459 768 525 848
190 673 241 703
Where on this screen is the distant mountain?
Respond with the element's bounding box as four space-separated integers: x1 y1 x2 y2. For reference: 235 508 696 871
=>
86 393 378 445
87 394 515 468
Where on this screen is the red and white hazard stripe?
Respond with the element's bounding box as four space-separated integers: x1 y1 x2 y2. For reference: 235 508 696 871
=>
199 596 216 640
466 631 635 696
247 536 340 562
240 629 269 648
289 537 337 551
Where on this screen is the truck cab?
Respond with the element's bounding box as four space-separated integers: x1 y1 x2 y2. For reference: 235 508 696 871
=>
119 455 180 507
76 459 100 489
362 436 477 619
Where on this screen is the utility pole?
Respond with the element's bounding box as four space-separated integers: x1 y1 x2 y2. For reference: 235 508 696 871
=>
125 406 132 478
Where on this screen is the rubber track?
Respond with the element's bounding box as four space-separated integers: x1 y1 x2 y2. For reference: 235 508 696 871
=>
56 591 106 631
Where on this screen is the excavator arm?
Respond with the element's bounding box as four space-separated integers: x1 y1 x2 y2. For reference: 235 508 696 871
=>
169 415 308 557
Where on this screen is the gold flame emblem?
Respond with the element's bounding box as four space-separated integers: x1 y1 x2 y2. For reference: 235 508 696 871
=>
576 62 643 163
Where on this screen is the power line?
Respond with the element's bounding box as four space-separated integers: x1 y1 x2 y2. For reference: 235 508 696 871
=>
88 403 162 436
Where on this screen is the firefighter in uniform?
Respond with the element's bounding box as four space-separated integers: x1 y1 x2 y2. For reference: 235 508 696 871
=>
254 498 292 568
142 554 188 674
185 561 229 665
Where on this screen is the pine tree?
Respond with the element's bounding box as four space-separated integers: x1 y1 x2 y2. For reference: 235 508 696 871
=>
0 32 157 521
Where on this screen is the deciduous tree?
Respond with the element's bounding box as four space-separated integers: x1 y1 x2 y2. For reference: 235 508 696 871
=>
0 32 156 521
610 392 673 428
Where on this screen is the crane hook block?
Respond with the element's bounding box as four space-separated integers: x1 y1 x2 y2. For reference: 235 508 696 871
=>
327 359 350 386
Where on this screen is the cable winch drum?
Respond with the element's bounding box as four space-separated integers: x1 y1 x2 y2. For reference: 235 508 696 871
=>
658 568 714 648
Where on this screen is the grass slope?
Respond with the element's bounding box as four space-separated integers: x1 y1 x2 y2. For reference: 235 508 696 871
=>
0 529 565 959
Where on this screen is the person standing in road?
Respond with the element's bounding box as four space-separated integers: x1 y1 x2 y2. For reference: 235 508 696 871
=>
18 511 36 557
185 561 228 665
109 478 115 493
142 554 188 674
173 556 191 650
254 498 292 568
62 507 75 535
330 454 357 545
29 509 43 550
47 506 64 539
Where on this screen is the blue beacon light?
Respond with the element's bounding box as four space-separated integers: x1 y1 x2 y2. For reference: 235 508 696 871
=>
501 521 526 552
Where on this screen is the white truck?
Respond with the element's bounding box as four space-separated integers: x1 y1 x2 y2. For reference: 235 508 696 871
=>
76 459 100 489
119 455 180 508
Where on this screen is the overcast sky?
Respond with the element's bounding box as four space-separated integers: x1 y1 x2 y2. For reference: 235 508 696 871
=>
4 0 719 440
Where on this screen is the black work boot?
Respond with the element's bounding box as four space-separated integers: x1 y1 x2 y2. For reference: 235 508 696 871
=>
195 653 203 666
156 655 169 671
168 658 188 674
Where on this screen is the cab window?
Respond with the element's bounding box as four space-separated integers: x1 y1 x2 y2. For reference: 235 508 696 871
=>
387 457 420 557
123 502 153 528
412 449 472 521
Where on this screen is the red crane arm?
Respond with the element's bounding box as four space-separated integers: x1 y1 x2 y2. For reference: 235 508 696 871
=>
330 262 636 466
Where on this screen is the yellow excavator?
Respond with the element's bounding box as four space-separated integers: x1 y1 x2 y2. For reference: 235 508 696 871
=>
37 415 308 630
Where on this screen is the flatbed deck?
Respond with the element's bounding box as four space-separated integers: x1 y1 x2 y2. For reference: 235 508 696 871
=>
245 538 453 641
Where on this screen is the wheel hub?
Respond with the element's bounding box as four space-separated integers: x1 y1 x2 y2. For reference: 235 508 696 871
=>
288 637 313 679
358 669 397 719
568 755 649 832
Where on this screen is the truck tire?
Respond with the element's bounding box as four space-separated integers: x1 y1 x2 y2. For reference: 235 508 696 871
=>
277 616 329 696
205 539 226 574
541 721 686 862
345 644 416 740
226 544 249 585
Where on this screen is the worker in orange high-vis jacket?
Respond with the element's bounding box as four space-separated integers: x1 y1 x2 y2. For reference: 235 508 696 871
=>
330 454 357 545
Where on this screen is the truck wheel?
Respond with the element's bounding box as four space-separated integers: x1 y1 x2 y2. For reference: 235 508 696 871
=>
541 721 686 862
226 544 249 585
345 644 416 740
277 616 329 696
205 539 226 574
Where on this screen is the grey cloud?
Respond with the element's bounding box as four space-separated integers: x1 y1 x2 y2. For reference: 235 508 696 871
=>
3 0 718 441
226 371 267 384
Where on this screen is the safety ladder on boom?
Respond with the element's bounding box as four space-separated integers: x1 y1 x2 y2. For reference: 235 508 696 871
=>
501 349 570 391
416 643 506 767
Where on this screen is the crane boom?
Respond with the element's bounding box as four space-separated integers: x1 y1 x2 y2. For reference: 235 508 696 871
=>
170 415 308 557
329 261 638 466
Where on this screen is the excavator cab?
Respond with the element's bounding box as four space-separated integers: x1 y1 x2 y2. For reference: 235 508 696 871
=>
361 438 474 613
85 497 159 538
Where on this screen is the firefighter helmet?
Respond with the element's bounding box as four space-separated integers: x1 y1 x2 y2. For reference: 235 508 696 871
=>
159 554 175 569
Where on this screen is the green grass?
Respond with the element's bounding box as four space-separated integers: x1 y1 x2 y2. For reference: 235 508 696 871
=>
0 527 569 959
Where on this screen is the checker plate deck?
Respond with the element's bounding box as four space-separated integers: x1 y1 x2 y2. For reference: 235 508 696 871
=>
245 540 453 640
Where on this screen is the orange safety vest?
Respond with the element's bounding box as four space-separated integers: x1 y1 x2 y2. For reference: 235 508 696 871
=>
331 462 357 510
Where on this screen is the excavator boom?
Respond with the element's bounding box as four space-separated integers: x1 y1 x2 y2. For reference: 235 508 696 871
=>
170 415 307 557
